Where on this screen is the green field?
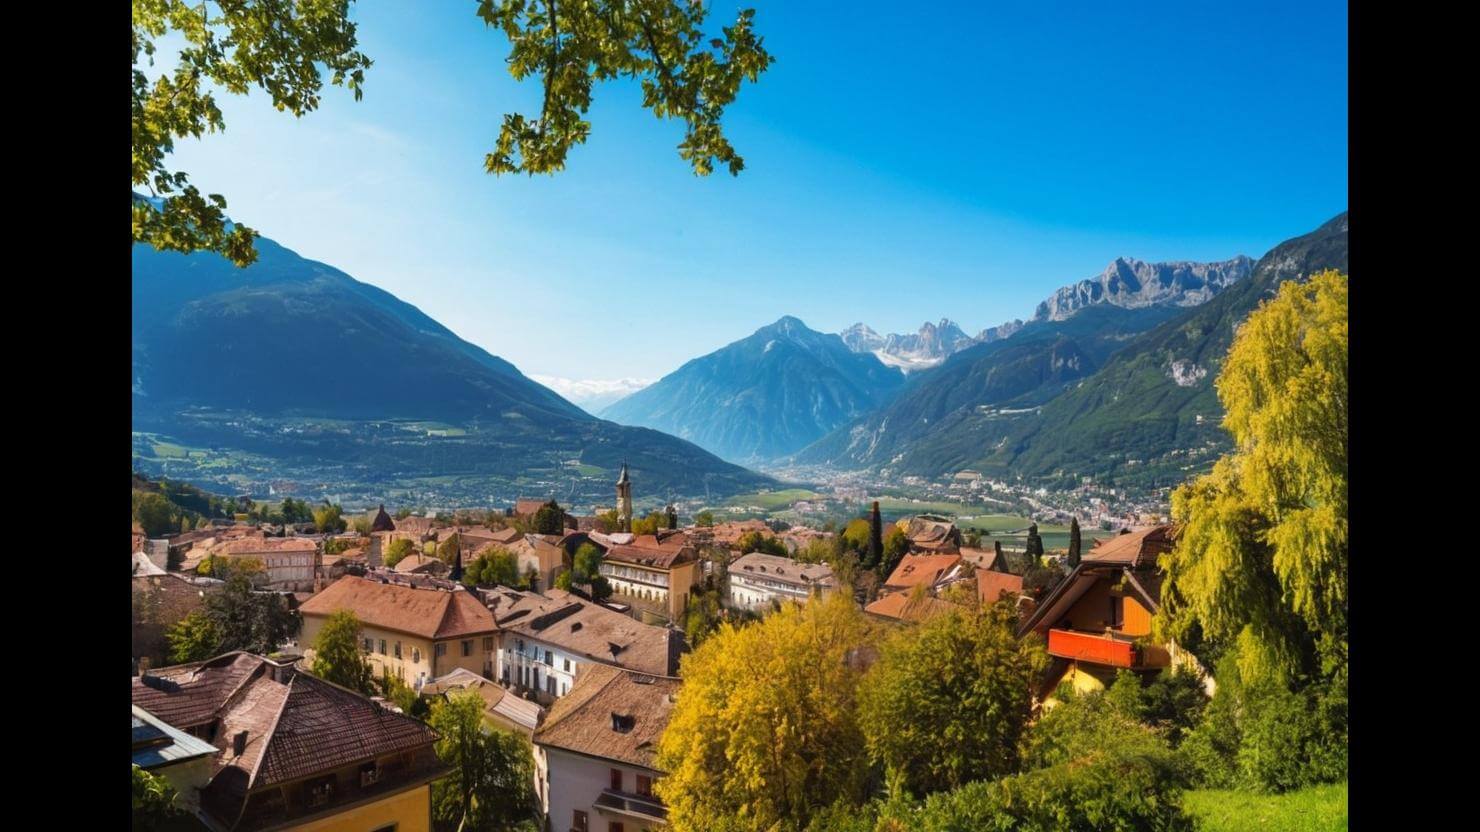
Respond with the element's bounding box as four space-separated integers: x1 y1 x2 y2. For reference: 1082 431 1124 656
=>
720 489 824 511
571 464 606 477
1185 783 1347 832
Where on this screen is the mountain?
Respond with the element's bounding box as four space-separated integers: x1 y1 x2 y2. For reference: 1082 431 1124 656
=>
841 319 981 372
797 212 1347 493
1033 256 1254 321
131 233 772 504
600 316 906 463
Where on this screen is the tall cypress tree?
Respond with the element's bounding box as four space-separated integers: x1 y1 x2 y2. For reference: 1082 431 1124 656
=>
867 501 884 569
1025 523 1044 559
666 505 679 530
1067 518 1082 567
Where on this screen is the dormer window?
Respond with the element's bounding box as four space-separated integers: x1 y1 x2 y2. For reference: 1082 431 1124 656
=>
611 712 635 732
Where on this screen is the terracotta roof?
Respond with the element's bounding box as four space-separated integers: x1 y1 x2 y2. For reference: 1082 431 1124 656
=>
393 553 448 575
534 664 678 770
421 668 544 734
298 575 495 640
131 652 275 730
884 554 964 590
959 547 1005 572
493 589 681 676
515 498 550 517
864 592 958 623
370 505 396 532
704 520 774 547
606 536 696 570
488 527 524 545
212 537 317 556
977 570 1025 603
1082 525 1175 568
906 516 961 545
729 552 837 590
393 516 438 536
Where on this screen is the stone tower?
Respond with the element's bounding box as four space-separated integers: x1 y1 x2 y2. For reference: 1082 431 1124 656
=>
616 463 633 533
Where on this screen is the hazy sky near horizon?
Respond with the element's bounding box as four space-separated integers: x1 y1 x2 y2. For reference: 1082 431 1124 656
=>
156 0 1347 387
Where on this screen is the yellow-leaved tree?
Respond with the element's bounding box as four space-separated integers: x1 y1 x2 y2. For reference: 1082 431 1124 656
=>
655 593 876 831
1160 269 1348 684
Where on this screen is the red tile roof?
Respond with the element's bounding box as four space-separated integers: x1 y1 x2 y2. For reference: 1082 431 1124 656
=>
605 536 695 570
132 652 269 730
883 554 963 590
515 499 549 517
864 592 958 623
977 570 1025 603
298 575 495 640
212 537 317 556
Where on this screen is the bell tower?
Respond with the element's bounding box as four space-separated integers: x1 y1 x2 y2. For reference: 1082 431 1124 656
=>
616 463 633 533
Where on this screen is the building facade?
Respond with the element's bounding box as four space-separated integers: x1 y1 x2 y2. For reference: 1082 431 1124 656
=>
299 575 497 689
726 552 837 611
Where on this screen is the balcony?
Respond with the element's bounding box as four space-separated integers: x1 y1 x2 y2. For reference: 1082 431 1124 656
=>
1046 629 1170 669
594 789 667 824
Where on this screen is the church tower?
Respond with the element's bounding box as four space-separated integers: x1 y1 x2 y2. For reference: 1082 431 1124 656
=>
616 463 633 533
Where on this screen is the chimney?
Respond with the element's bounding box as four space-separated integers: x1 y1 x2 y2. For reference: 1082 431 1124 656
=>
137 656 152 677
232 730 248 756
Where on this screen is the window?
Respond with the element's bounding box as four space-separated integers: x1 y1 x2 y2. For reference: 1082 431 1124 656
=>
462 640 473 657
483 637 494 651
378 639 387 655
636 774 652 797
1109 596 1124 629
362 637 373 653
562 682 568 696
572 810 588 832
547 676 555 695
394 641 402 659
412 648 421 664
306 775 335 807
359 761 381 788
563 658 572 672
435 643 447 657
545 650 554 666
533 669 540 690
610 768 623 791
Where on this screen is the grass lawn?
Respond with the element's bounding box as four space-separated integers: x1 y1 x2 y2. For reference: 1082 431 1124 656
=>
1184 783 1347 832
722 489 824 510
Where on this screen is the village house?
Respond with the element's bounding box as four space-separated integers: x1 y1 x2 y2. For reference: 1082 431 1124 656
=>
133 704 218 815
132 652 448 832
299 575 498 689
533 664 678 832
209 537 318 591
1017 525 1188 700
419 666 545 737
726 551 838 611
485 587 683 705
504 533 569 592
392 552 450 578
882 552 968 595
600 533 701 624
132 563 221 670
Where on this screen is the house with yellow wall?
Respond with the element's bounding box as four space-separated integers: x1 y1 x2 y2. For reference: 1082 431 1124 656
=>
1018 525 1181 704
132 652 449 831
299 575 498 690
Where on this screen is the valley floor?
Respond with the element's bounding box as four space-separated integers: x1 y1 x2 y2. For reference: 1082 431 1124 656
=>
1184 782 1348 832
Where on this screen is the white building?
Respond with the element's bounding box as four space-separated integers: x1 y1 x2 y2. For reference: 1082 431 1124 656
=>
534 664 677 832
484 588 681 706
726 552 838 612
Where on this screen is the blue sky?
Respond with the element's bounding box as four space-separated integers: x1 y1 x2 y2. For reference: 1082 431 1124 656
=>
158 0 1347 391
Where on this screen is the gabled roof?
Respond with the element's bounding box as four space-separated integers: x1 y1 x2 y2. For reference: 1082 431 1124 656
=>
422 668 544 734
393 553 448 575
133 705 218 769
132 652 273 730
606 535 695 570
1082 525 1176 568
493 589 681 676
534 664 678 770
729 552 837 589
515 498 550 516
298 575 495 640
883 553 964 590
212 537 317 556
864 592 958 623
977 570 1025 603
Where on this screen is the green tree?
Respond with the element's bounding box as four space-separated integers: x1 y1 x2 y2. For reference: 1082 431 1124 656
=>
878 526 909 580
313 503 348 533
464 549 524 588
1024 523 1044 558
1067 517 1082 567
311 610 375 695
568 543 612 601
840 518 871 555
437 533 461 564
532 500 566 535
132 764 184 828
1161 271 1348 687
166 611 223 664
858 602 1048 796
384 537 415 567
666 505 679 529
694 510 716 527
735 529 787 556
133 491 177 538
655 594 875 831
866 501 884 568
379 669 431 719
205 569 298 655
430 690 538 832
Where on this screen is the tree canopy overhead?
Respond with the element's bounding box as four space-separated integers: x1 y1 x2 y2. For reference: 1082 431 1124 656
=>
132 0 772 266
